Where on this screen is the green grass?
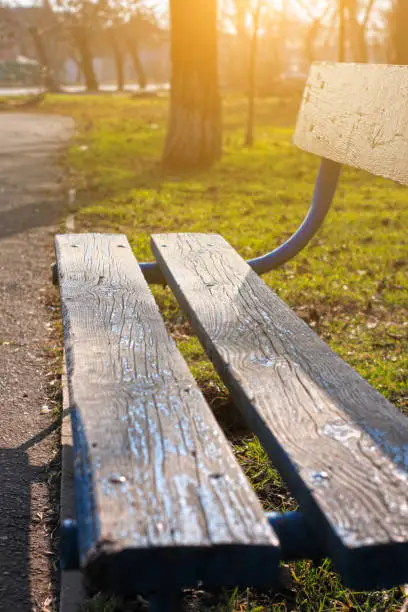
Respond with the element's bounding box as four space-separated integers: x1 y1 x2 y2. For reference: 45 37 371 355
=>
41 92 408 611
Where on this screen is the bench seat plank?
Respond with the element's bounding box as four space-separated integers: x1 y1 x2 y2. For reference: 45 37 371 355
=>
152 232 408 590
55 233 280 595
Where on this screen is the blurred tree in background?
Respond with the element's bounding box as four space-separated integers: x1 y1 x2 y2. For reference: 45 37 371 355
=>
1 0 408 155
388 0 408 64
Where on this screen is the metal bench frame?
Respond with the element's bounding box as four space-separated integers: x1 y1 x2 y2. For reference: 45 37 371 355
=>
141 158 342 285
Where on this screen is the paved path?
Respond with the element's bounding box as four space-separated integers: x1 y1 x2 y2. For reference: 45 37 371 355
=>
0 113 74 611
0 83 169 96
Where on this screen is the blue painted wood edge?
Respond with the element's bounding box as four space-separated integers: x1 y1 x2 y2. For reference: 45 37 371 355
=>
61 509 408 591
61 511 322 573
60 518 80 571
62 511 321 572
70 407 101 569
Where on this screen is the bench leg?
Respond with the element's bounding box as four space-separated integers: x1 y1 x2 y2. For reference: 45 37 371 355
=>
149 591 182 611
51 262 59 285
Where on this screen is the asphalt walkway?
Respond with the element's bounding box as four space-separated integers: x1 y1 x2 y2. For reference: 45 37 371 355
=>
0 113 73 611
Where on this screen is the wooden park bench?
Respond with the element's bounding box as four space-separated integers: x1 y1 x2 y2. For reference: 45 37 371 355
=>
54 63 408 609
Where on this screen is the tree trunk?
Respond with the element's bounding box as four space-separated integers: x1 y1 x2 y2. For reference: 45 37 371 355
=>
111 30 124 91
162 0 222 170
71 55 83 84
338 0 346 61
355 25 368 62
233 0 250 91
245 1 262 147
72 25 98 91
28 26 60 92
126 40 147 90
391 0 408 64
347 20 367 62
346 0 368 62
305 19 321 65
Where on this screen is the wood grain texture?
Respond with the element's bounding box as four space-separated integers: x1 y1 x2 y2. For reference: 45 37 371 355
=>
294 62 408 185
152 232 408 590
55 233 280 595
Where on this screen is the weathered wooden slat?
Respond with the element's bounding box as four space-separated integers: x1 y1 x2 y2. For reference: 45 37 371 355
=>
152 232 408 590
55 233 279 595
294 62 408 185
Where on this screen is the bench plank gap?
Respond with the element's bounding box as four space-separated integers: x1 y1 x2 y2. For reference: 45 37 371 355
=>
152 232 408 590
55 233 280 595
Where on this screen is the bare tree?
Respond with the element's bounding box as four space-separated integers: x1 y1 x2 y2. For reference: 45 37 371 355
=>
338 0 346 60
162 0 221 170
346 0 376 62
245 0 262 146
124 11 152 90
70 20 98 90
102 4 160 93
295 0 335 64
233 0 251 89
126 38 146 89
336 0 376 61
28 25 60 91
388 0 408 64
222 0 263 145
58 0 102 91
109 26 124 90
13 0 62 91
297 0 375 62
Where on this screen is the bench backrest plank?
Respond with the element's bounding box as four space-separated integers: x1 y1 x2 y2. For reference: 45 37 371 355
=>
152 232 408 590
294 62 408 185
55 233 279 595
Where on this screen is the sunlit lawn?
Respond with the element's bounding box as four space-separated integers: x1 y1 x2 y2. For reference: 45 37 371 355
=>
42 92 408 611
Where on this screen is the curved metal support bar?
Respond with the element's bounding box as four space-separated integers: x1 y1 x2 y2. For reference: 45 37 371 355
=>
139 158 342 284
248 158 342 275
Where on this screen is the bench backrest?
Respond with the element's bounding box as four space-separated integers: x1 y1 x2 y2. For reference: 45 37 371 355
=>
294 62 408 185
